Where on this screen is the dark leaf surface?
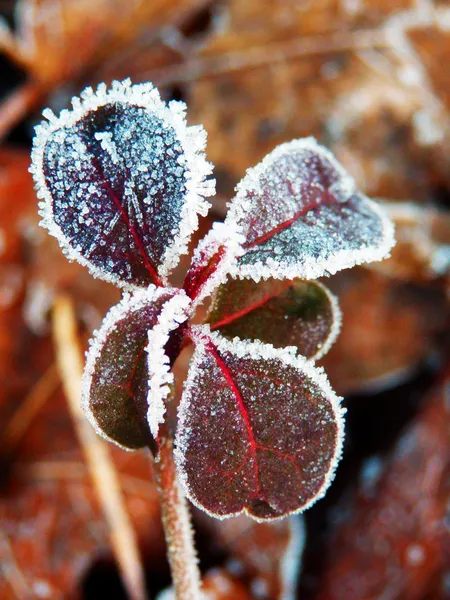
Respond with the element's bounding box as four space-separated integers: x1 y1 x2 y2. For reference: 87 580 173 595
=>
207 277 340 360
31 81 213 289
175 328 344 521
224 139 395 282
83 287 189 450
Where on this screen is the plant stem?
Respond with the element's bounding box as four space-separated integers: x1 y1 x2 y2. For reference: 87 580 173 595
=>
52 295 147 600
152 424 203 600
0 81 42 141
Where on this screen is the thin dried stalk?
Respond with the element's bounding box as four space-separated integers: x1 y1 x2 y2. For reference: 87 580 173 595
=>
149 29 388 85
153 424 203 600
0 81 42 141
52 295 147 600
2 363 59 451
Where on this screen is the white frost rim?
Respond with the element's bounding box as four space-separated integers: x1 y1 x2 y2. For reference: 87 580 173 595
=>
310 281 342 361
82 285 188 450
226 137 357 231
146 290 191 439
175 324 346 522
30 78 215 290
221 136 395 282
228 195 396 282
188 221 245 309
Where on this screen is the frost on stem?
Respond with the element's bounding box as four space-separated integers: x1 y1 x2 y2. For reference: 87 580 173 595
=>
82 286 190 450
206 277 341 361
175 326 345 521
224 138 395 282
30 79 215 290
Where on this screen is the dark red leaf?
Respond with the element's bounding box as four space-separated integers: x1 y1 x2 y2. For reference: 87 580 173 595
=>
175 327 344 520
30 80 214 289
83 287 190 450
224 138 395 282
207 277 340 360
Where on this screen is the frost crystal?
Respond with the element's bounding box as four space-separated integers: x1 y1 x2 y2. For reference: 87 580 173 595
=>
175 325 345 521
184 221 245 307
223 138 395 281
30 79 215 289
82 285 188 450
146 291 191 439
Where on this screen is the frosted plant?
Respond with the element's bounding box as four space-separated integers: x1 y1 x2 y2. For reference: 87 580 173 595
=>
31 79 395 598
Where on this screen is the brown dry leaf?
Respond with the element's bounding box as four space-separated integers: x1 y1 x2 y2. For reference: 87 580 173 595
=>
0 148 51 415
201 570 252 600
319 268 448 395
211 515 305 600
312 366 450 600
185 2 450 203
372 202 450 283
1 0 210 86
157 569 252 600
0 389 164 599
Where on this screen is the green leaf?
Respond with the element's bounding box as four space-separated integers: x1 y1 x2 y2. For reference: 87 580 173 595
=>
207 278 341 360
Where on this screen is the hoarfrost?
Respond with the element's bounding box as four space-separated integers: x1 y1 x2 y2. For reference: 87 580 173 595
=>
30 79 215 290
82 285 189 449
185 221 245 307
146 290 191 439
223 138 395 281
175 325 345 521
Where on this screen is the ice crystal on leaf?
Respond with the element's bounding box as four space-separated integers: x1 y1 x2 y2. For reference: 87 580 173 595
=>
32 80 395 522
30 79 215 290
82 286 190 450
175 326 345 520
224 138 395 282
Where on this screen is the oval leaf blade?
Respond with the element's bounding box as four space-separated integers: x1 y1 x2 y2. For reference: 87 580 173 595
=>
31 80 215 289
207 277 341 360
225 138 395 281
175 327 345 520
82 287 190 450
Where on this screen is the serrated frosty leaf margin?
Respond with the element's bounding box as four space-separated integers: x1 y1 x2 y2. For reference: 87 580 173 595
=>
30 78 215 289
82 285 190 450
224 137 395 282
175 325 346 521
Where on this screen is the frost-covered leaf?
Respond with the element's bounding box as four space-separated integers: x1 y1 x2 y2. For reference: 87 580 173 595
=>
30 79 215 290
175 327 344 521
82 286 190 450
224 138 395 281
207 278 341 360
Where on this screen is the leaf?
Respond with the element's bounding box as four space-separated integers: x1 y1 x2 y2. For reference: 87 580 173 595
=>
313 366 450 600
82 286 191 450
224 138 395 282
371 202 450 282
30 79 215 290
4 0 211 85
207 277 341 360
320 268 449 395
175 327 344 521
